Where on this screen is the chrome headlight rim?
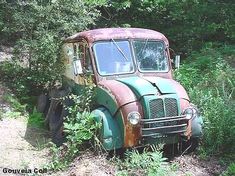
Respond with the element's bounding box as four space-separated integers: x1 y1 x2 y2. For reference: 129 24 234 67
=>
183 105 199 120
127 111 141 125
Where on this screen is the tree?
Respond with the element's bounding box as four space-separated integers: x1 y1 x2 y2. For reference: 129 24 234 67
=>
0 0 105 95
98 0 235 55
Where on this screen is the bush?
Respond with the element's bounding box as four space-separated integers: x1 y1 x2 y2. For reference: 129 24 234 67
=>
116 146 171 176
222 162 235 176
28 108 45 129
47 109 99 171
0 0 105 97
0 62 30 97
47 84 99 171
175 44 235 155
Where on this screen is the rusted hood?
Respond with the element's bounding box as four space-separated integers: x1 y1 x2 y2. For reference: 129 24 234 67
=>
143 76 189 100
117 76 189 100
97 80 137 108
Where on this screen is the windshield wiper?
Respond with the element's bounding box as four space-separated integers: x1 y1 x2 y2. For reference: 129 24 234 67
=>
111 39 129 61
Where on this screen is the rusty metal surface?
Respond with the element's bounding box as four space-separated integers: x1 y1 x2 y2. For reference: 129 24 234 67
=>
141 114 188 138
143 76 189 100
98 79 144 147
141 115 187 122
64 28 173 83
63 28 195 145
142 129 186 137
98 80 137 107
142 124 187 131
65 28 169 45
179 99 191 138
119 102 143 147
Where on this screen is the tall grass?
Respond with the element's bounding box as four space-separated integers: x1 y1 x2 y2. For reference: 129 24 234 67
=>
175 44 235 155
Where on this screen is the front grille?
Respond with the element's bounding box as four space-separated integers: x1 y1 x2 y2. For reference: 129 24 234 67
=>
141 98 187 139
149 99 164 118
165 98 178 117
149 98 178 119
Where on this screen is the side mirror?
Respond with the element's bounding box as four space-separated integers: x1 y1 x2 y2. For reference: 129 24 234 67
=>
73 59 83 75
174 55 180 69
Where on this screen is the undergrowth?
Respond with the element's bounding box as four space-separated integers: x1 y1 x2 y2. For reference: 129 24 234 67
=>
222 162 235 176
116 145 172 176
2 93 26 112
27 108 45 129
46 84 100 171
175 43 235 156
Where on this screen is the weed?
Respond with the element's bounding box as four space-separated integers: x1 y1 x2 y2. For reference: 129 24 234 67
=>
0 109 3 120
28 108 45 129
46 84 100 171
221 162 235 176
46 142 69 170
34 137 50 151
175 44 235 156
170 162 179 172
2 93 26 113
116 147 172 176
5 111 22 118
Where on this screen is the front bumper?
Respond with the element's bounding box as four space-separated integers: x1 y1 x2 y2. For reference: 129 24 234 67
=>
140 115 188 143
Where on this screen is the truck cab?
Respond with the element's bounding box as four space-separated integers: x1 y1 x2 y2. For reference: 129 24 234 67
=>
57 28 203 150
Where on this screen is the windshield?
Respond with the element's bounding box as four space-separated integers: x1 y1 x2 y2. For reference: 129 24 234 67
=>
93 39 169 76
93 40 134 75
133 40 169 72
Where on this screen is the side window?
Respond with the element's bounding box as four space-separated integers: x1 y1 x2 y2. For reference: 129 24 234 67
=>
73 43 84 60
84 47 93 73
73 42 93 74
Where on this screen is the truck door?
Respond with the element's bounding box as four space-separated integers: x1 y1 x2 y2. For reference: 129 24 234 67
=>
63 40 94 86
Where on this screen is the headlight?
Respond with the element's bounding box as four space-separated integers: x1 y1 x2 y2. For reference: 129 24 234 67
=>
184 108 194 119
127 111 141 125
183 106 198 120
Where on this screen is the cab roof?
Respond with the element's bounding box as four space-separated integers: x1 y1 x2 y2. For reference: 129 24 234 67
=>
65 28 169 45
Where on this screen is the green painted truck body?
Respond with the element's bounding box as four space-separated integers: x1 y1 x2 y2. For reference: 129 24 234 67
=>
62 28 203 150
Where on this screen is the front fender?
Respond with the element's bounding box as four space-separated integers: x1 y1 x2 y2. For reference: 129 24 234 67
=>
92 107 123 150
191 115 203 138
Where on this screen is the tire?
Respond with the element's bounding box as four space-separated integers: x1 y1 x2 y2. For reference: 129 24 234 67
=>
163 143 180 158
46 89 70 146
181 137 200 154
36 93 50 117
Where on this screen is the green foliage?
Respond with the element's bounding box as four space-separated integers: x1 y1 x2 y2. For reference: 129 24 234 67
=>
116 147 171 176
221 162 235 176
0 110 3 120
64 111 98 147
46 142 70 170
47 84 99 171
0 62 30 97
0 0 104 96
28 108 45 129
99 0 235 54
2 93 26 113
175 44 235 155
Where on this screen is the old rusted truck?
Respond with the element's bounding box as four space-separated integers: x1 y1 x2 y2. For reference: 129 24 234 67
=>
39 28 203 151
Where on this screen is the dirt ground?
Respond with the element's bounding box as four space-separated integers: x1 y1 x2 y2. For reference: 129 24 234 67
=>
0 84 116 176
172 155 226 176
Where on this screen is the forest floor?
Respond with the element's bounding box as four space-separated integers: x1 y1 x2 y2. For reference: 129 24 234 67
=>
0 46 227 176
